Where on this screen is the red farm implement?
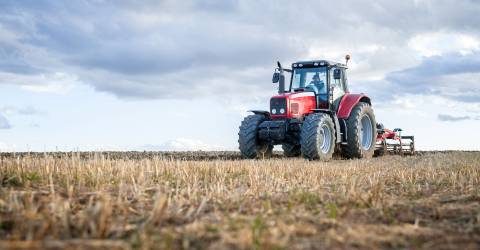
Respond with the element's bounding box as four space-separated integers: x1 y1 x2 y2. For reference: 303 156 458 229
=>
375 124 415 156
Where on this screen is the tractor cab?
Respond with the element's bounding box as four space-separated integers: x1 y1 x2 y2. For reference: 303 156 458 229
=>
289 60 349 110
272 60 349 116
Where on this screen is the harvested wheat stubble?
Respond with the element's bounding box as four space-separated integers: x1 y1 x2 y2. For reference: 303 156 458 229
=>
0 151 479 250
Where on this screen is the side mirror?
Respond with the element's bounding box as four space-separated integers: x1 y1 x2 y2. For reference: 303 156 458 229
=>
272 72 280 83
333 69 341 79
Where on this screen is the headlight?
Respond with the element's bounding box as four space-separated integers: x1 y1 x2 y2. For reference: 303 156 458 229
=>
280 108 285 114
271 108 277 114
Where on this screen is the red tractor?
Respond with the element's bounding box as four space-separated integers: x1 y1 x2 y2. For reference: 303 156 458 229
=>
239 55 377 160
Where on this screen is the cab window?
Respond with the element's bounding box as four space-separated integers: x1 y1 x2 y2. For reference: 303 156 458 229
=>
291 67 327 94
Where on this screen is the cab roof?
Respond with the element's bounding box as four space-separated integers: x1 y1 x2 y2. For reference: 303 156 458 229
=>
292 60 348 69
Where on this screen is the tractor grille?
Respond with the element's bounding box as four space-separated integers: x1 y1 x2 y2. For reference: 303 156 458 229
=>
270 97 287 115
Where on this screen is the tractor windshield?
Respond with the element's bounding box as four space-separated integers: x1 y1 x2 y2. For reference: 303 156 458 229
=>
290 67 327 94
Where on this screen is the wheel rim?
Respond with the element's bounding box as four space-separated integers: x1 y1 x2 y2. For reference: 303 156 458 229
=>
320 124 332 154
360 115 373 150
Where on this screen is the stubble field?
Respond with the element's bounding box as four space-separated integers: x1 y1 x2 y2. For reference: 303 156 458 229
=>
0 151 479 249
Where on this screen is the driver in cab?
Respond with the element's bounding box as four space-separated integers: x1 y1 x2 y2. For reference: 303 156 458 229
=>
308 73 325 92
306 73 328 105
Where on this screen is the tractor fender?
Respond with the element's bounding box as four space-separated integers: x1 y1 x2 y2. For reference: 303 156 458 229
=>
336 93 371 119
249 110 271 119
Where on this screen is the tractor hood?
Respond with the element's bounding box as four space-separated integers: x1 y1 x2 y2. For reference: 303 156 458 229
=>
270 91 315 99
270 91 316 119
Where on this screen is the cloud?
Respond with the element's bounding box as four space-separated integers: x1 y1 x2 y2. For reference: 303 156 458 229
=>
140 138 224 151
0 114 11 129
0 105 45 116
409 32 480 57
1 0 480 101
0 70 78 94
437 114 479 122
376 52 480 104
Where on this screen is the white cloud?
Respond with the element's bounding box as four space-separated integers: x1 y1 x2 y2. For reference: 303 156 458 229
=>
20 72 78 93
393 97 416 109
0 105 45 115
0 71 78 94
375 94 428 118
408 32 480 57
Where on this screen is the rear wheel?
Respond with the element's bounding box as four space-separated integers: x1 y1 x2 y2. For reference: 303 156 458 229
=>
238 114 272 159
282 144 301 157
342 102 376 158
300 113 336 161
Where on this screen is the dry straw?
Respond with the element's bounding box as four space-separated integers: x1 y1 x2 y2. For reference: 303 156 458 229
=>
0 151 479 249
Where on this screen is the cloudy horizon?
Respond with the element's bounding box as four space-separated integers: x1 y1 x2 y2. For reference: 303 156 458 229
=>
1 0 479 151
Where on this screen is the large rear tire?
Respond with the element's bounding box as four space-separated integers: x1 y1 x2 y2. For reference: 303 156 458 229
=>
282 144 301 157
300 113 336 161
238 115 272 159
342 102 376 159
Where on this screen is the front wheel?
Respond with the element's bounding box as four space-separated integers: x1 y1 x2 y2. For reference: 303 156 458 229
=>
300 113 336 161
238 114 272 159
342 102 376 158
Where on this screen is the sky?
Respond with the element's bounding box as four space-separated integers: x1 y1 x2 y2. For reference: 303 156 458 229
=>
0 0 479 151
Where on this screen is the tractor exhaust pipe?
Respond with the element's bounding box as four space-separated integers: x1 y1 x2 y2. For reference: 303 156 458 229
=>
277 61 285 94
278 73 285 94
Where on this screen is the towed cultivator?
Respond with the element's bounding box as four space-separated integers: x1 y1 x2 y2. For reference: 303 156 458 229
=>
375 124 415 156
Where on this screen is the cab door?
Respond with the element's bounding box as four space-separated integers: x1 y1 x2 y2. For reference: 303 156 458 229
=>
330 68 346 111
